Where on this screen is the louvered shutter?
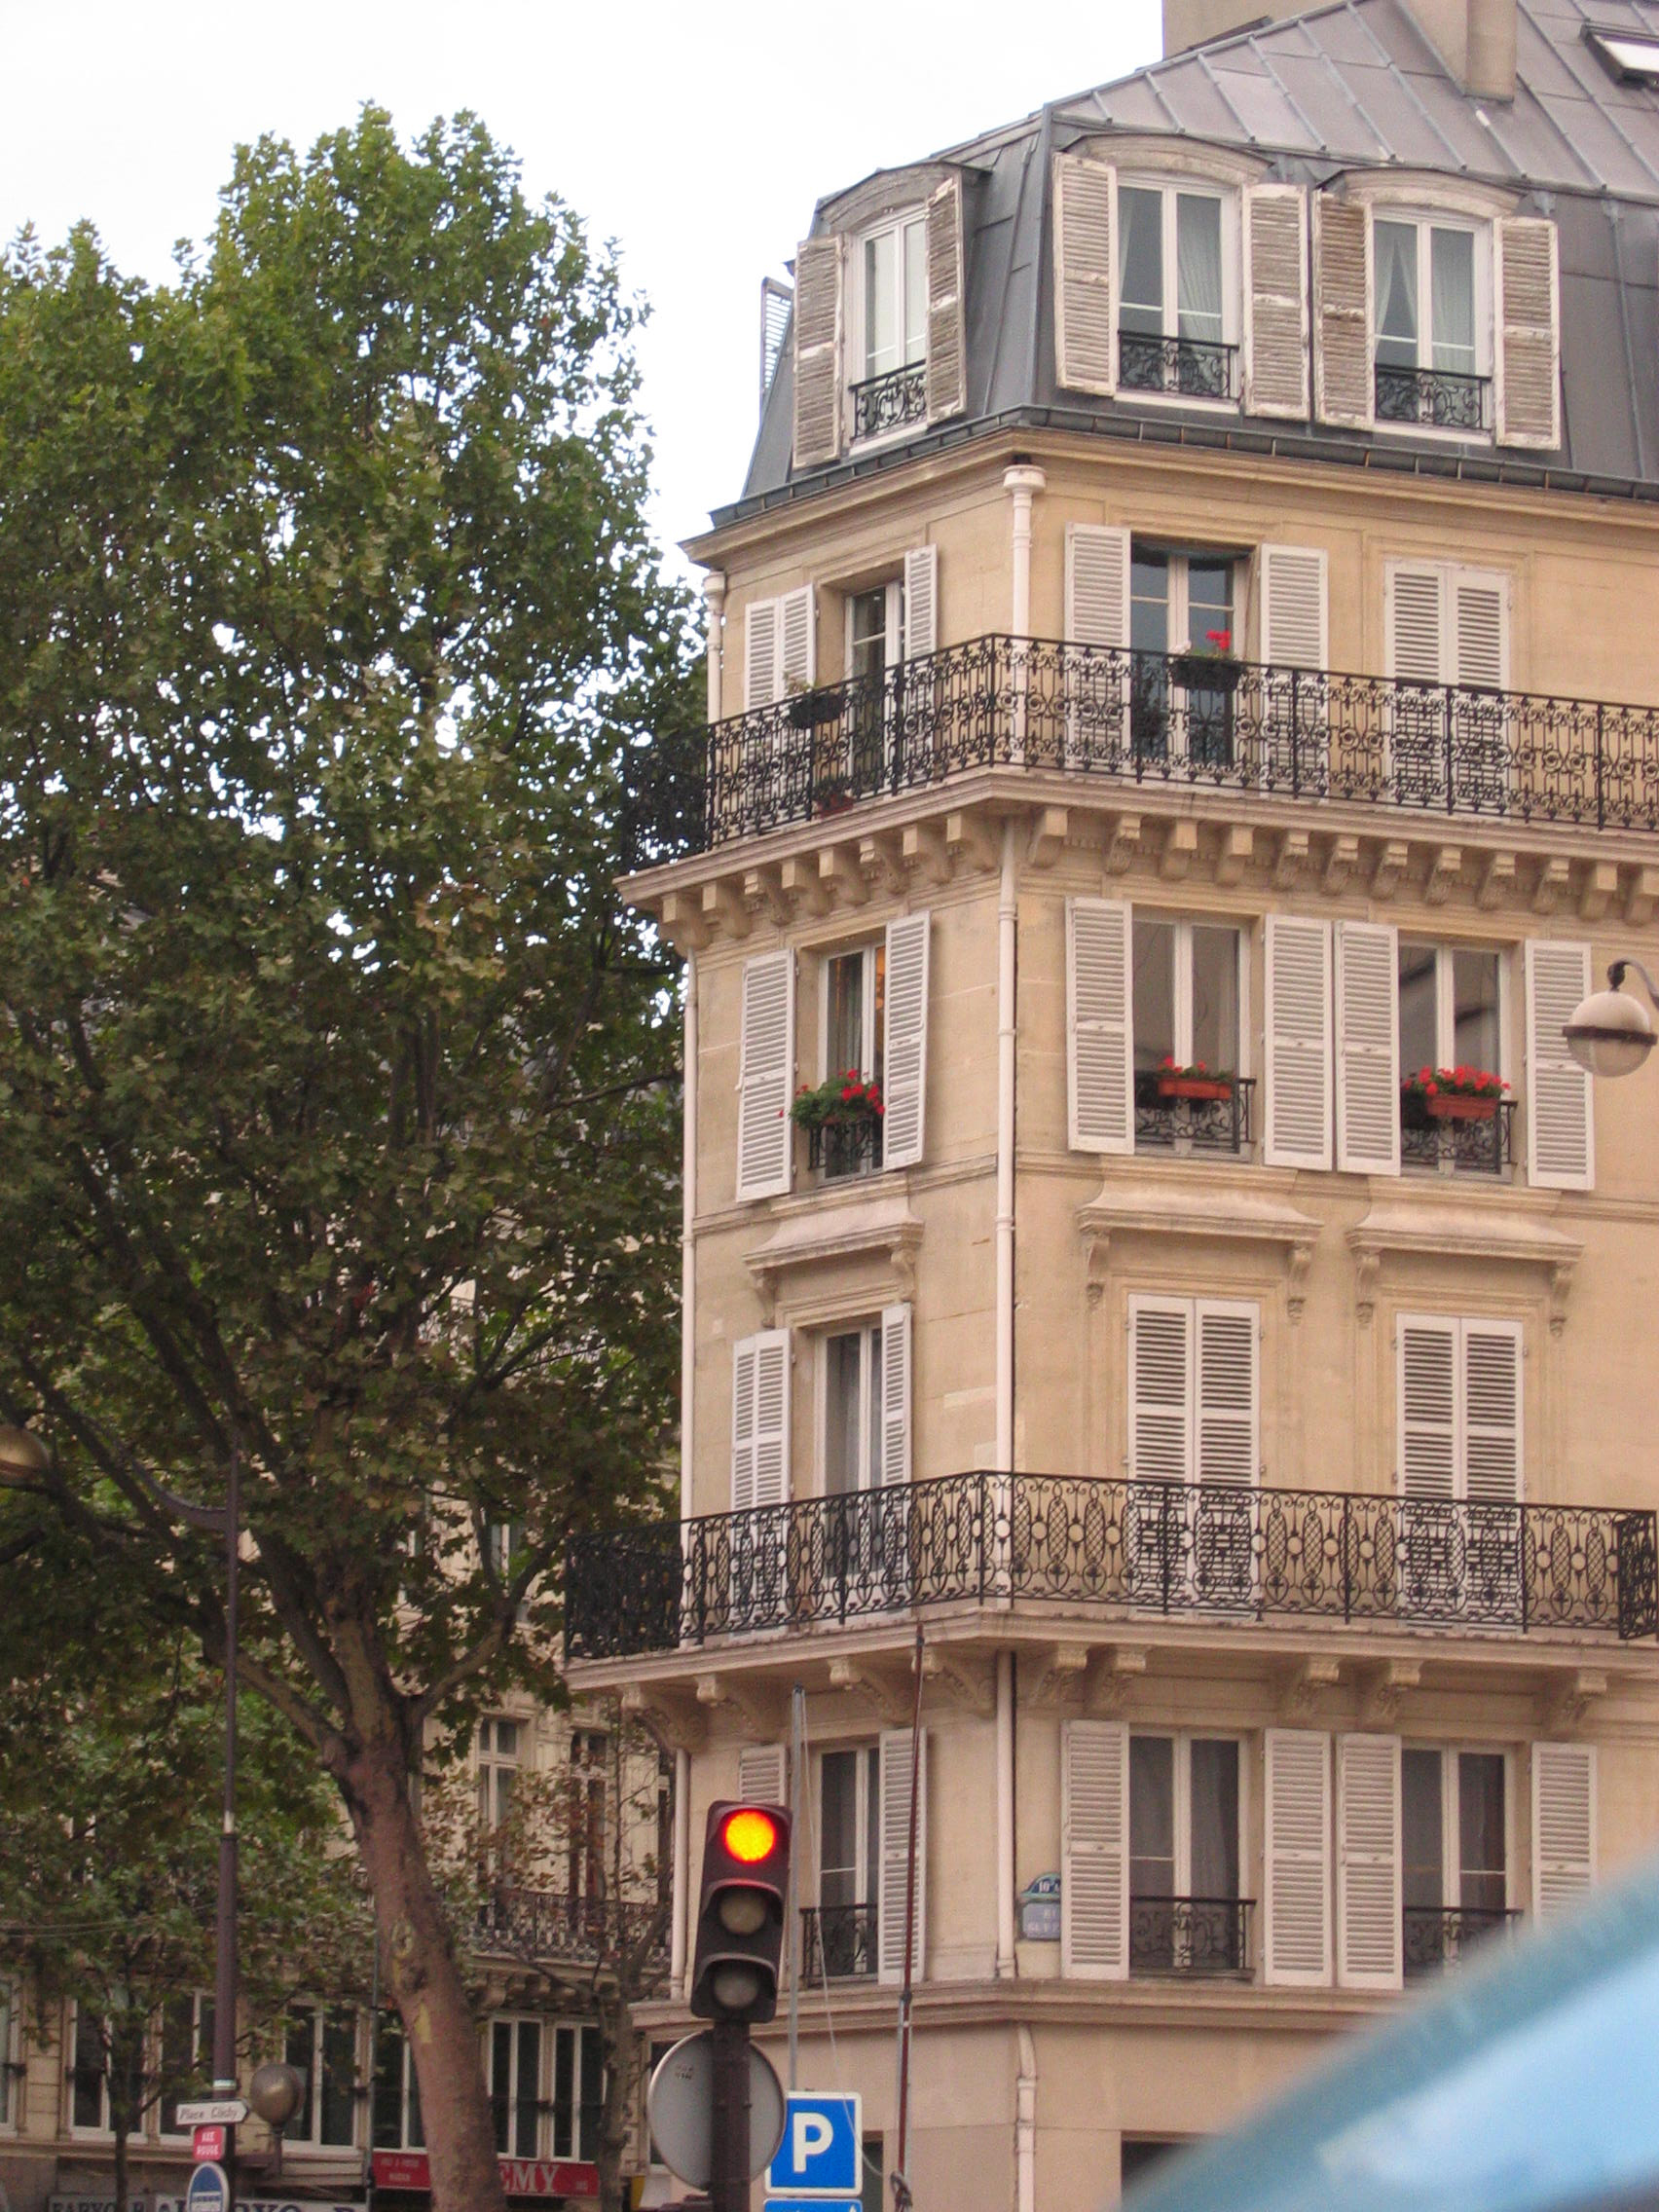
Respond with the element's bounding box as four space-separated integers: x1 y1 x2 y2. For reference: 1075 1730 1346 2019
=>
1261 545 1328 669
1242 185 1309 419
879 1304 912 1488
1129 1297 1193 1484
903 545 939 662
1052 152 1117 396
1336 920 1401 1176
1264 1729 1332 1986
1337 1734 1402 1990
1061 1721 1128 1980
735 949 794 1200
1463 1320 1522 1503
925 177 967 424
1452 572 1507 692
878 1727 927 1984
1066 897 1133 1155
1494 217 1560 451
732 1329 791 1511
1387 566 1445 684
1398 1316 1458 1499
732 1336 759 1512
1195 1301 1258 1489
737 1743 787 1806
1312 195 1373 429
1532 1742 1595 1921
793 235 843 470
1065 524 1130 647
1264 915 1333 1171
883 911 931 1170
745 597 781 711
1526 940 1594 1191
779 585 816 694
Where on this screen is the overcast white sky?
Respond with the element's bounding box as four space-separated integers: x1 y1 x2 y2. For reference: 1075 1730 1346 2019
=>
0 2 1162 573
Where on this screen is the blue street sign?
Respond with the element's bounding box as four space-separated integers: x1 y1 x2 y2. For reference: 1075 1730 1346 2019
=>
764 2198 861 2212
183 2164 231 2212
767 2091 861 2195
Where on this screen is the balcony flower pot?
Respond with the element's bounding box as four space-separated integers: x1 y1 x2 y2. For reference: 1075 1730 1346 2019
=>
1170 652 1243 696
1158 1076 1234 1103
1402 1067 1508 1124
1425 1092 1499 1123
787 686 841 731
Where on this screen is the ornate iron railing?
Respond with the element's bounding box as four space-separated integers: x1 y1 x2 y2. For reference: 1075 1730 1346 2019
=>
1135 1075 1256 1155
806 1111 884 1178
475 1888 670 1971
851 362 928 441
1376 362 1492 432
801 1901 878 1981
1120 330 1239 402
1400 1097 1517 1176
620 635 1659 866
1403 1903 1521 1976
564 1475 1659 1659
1129 1896 1252 1976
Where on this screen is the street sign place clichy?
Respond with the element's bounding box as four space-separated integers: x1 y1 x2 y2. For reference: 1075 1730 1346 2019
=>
173 2100 249 2127
766 2090 862 2208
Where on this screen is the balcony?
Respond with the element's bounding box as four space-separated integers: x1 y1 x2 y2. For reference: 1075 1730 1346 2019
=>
620 637 1659 866
1375 362 1492 432
801 1901 878 1982
1400 1095 1517 1177
807 1110 884 1179
1120 329 1239 403
564 1474 1659 1660
1403 1903 1521 1977
851 361 927 442
1135 1074 1256 1156
474 1888 670 1972
1129 1896 1252 1978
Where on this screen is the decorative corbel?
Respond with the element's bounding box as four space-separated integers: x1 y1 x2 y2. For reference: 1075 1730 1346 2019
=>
1215 824 1254 888
859 834 906 897
1105 814 1141 876
1025 1642 1091 1711
1086 1233 1112 1311
1274 829 1310 892
1323 834 1360 898
1160 819 1198 883
1540 1666 1606 1733
890 1235 919 1306
945 810 999 875
744 866 793 928
695 1673 783 1741
1371 839 1409 901
1349 1237 1382 1329
1280 1654 1340 1719
1627 866 1659 929
1360 1658 1419 1727
1478 851 1518 911
1580 861 1619 923
1532 856 1571 916
1090 1645 1147 1716
1286 1235 1315 1327
903 821 953 887
1424 846 1462 907
701 878 752 941
1027 806 1069 870
780 854 830 917
819 845 869 908
621 1682 706 1754
658 890 712 954
829 1657 910 1726
750 1260 781 1329
1549 1258 1575 1340
919 1647 995 1717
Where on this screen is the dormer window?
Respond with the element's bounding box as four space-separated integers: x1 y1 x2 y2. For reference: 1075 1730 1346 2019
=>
852 211 928 441
1118 181 1236 403
1374 216 1490 432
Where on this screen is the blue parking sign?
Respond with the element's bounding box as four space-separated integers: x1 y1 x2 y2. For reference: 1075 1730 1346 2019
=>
767 2090 862 2195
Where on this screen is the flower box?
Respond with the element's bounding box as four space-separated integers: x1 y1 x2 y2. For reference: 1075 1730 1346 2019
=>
1425 1093 1499 1123
1170 653 1243 696
1157 1076 1234 1103
787 686 842 731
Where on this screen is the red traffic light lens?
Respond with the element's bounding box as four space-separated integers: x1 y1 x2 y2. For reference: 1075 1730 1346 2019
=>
721 1807 778 1863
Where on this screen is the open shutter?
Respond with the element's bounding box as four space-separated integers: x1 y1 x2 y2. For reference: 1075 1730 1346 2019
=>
1337 1734 1402 1991
1052 152 1117 395
1386 565 1446 685
1066 897 1134 1155
793 235 843 469
1242 184 1309 419
1195 1300 1258 1489
1532 1742 1595 1922
779 585 816 695
879 1304 912 1488
736 949 794 1200
878 1727 927 1985
1061 1721 1128 1980
1065 524 1130 648
1494 217 1560 451
1463 1319 1522 1503
883 911 931 1170
903 545 939 662
1129 1297 1193 1484
1312 195 1373 429
745 597 781 711
732 1329 790 1512
925 176 967 424
737 1743 787 1807
1264 915 1333 1170
1526 940 1594 1191
1398 1315 1458 1498
1260 545 1328 669
1336 920 1401 1176
1264 1729 1332 1986
1452 572 1507 692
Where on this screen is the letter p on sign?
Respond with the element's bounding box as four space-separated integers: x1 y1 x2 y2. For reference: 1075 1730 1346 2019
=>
768 2091 861 2196
793 2113 834 2167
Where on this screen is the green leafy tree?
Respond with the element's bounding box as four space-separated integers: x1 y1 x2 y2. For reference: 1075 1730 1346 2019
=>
0 106 691 2211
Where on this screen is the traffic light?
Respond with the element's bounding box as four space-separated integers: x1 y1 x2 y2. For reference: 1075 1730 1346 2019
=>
689 1799 791 2024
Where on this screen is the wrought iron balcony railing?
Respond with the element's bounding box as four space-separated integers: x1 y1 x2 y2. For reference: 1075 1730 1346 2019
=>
1129 1895 1252 1977
801 1901 878 1981
1400 1096 1517 1177
619 636 1659 867
1403 1903 1522 1976
851 361 928 441
806 1110 884 1178
474 1888 670 1971
564 1474 1659 1660
1375 362 1492 432
1120 329 1239 402
1135 1074 1256 1155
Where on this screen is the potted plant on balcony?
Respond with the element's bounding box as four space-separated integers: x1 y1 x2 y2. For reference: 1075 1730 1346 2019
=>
1400 1066 1509 1123
791 1071 885 1131
1170 627 1244 696
786 677 843 731
1154 1055 1235 1104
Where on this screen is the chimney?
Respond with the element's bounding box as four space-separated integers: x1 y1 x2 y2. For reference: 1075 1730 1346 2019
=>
1402 0 1518 98
1161 1 1308 55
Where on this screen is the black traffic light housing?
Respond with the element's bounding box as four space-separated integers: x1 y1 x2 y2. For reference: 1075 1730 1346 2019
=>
689 1800 792 2024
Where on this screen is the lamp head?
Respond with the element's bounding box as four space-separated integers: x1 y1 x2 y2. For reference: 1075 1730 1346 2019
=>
1565 969 1656 1079
249 2061 306 2128
0 1427 51 1490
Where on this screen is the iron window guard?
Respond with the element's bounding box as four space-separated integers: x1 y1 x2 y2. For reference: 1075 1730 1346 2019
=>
1119 330 1239 402
1134 1075 1256 1155
1128 1896 1253 1977
1400 1096 1517 1176
1375 362 1492 432
850 362 928 441
1402 1903 1522 1975
473 1888 670 1970
805 1111 884 1178
800 1901 879 1981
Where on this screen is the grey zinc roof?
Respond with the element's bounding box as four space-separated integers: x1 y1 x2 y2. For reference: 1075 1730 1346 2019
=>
724 0 1659 525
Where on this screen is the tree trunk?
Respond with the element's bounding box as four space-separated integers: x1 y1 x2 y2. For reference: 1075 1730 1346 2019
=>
112 2112 129 2212
593 1983 633 2212
340 1731 505 2212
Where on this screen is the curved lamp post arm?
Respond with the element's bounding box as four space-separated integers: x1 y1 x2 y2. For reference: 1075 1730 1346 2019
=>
1610 958 1659 1012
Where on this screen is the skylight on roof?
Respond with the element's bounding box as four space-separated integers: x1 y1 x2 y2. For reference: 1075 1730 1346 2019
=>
1585 26 1659 82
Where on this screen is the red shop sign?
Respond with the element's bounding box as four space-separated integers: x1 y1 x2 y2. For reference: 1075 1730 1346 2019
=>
371 2152 600 2198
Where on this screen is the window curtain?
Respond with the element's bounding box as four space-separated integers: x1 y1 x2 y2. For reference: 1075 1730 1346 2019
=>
1176 194 1224 345
1375 220 1418 367
1431 227 1476 374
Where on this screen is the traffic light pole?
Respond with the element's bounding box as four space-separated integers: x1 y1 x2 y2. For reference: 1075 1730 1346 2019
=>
709 2018 751 2212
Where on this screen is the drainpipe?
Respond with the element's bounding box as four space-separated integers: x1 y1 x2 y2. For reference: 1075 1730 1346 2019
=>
1003 467 1045 643
673 1747 691 1996
1015 2025 1038 2212
996 1650 1016 1976
681 953 698 1528
704 571 726 723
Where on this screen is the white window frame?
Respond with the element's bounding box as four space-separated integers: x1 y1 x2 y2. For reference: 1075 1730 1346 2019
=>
1371 210 1493 440
485 2013 544 2161
1397 940 1509 1080
820 941 883 1090
156 1991 215 2143
820 1321 883 1495
286 2003 362 2151
372 2012 425 2154
1132 912 1251 1083
816 1742 880 1913
477 1714 522 1833
66 2005 128 2139
1117 176 1240 408
1130 548 1244 665
0 1975 17 2133
551 2020 604 2163
1402 1744 1513 1917
1127 1732 1246 1907
844 579 904 679
849 209 929 446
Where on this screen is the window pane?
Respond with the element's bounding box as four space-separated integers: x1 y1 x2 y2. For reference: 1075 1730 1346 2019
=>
1186 559 1234 647
865 1747 880 1914
1376 220 1419 368
1176 194 1224 345
825 1335 863 1497
903 217 928 365
0 1986 9 2126
322 2010 356 2146
1452 949 1501 1074
1189 1741 1239 1899
373 2017 406 2150
1120 187 1164 334
866 232 898 378
491 2021 512 2154
1458 1753 1506 1916
1399 941 1438 1076
1132 919 1176 1076
285 2013 316 2142
870 944 886 1091
1430 227 1476 375
1129 1736 1175 1896
862 2131 885 2212
1190 928 1240 1073
1130 550 1170 653
515 2021 540 2157
827 953 865 1084
553 2025 575 2160
1402 1750 1444 1912
578 2026 605 2162
821 1750 860 1908
72 2011 103 2130
850 587 889 691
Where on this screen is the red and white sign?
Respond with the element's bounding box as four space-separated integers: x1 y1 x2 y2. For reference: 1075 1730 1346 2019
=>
371 2152 599 2200
192 2127 228 2163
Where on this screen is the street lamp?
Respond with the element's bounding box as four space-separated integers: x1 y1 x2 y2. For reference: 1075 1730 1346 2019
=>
0 1425 51 1487
1566 960 1659 1079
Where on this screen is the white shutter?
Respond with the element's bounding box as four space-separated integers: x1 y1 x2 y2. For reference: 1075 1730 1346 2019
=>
878 1727 927 1985
879 1303 912 1488
1526 940 1594 1191
735 949 794 1200
1129 1297 1193 1485
882 911 931 1170
1398 1315 1458 1499
1260 545 1328 669
1336 920 1401 1177
1494 217 1560 451
793 234 843 470
1337 1734 1402 1991
737 1743 787 1807
1264 1729 1332 1986
1386 566 1445 684
1064 524 1130 648
779 585 816 694
1312 195 1373 430
1453 572 1507 692
1066 897 1134 1155
1195 1300 1258 1489
1052 153 1117 395
903 545 939 662
1264 915 1333 1171
1061 1720 1128 1980
1242 185 1309 420
925 176 967 424
731 1329 790 1512
745 596 781 711
1531 1742 1595 1921
1463 1319 1523 1503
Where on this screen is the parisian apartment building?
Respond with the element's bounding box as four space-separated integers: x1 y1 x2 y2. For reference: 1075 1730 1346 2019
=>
566 1 1659 2205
